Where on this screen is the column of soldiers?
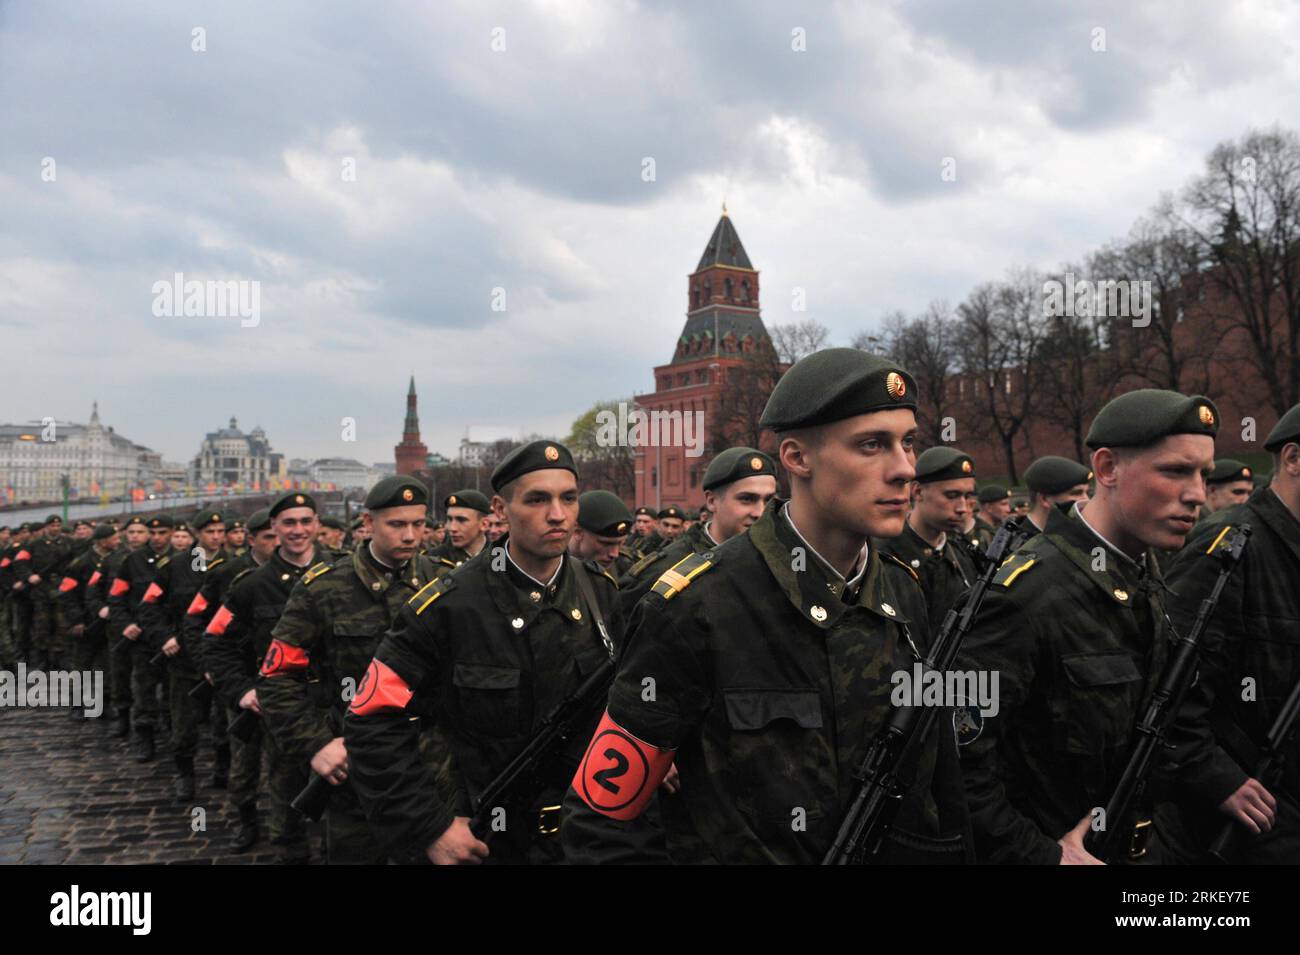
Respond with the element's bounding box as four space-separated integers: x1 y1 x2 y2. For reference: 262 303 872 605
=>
6 348 1299 864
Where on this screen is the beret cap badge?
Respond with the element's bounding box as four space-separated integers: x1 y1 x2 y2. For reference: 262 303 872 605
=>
961 459 973 473
544 446 560 461
886 372 906 399
294 495 305 504
750 456 764 471
1199 405 1215 427
402 488 414 501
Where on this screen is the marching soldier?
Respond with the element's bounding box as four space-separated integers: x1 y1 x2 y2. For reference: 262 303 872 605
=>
569 490 635 576
317 515 348 552
224 518 248 557
625 506 661 559
102 517 148 738
656 505 686 543
877 447 979 626
429 489 490 575
617 447 778 613
259 476 437 864
957 389 1218 864
1157 405 1300 863
972 485 1012 548
1200 459 1255 519
1020 456 1092 536
0 524 22 669
203 491 325 863
565 349 969 864
107 515 174 762
56 523 120 717
12 515 73 669
344 441 623 864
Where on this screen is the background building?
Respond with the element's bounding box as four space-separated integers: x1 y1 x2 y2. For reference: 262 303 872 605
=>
188 417 276 490
394 376 429 476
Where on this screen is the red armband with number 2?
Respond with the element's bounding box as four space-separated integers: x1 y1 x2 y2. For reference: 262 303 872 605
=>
572 710 674 821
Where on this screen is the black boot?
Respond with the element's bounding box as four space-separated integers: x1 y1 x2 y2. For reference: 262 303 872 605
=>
210 743 230 790
231 802 260 852
174 755 196 801
132 724 155 763
113 707 131 739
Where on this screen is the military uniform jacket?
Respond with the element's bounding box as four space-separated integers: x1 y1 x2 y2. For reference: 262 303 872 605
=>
184 552 250 661
11 533 72 594
202 546 327 707
258 546 438 763
956 504 1171 864
107 544 170 635
139 547 215 673
877 522 976 632
343 543 623 862
566 500 970 865
1163 487 1300 861
616 522 716 616
56 546 111 636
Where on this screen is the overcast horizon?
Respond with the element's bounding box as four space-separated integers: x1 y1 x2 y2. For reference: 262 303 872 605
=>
4 0 1299 464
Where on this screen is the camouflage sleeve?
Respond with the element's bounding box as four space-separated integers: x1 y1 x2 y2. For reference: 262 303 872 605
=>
955 587 1062 864
1162 533 1251 807
344 602 454 861
203 575 256 705
259 583 336 763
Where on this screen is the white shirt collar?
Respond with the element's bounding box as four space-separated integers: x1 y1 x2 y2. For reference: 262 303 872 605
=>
782 503 869 588
701 522 718 546
505 540 562 589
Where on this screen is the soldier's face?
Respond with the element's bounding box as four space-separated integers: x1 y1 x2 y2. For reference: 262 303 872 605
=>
272 507 318 559
198 524 225 552
74 525 93 540
783 409 917 539
431 526 445 545
226 527 246 547
707 475 777 542
45 522 62 537
658 517 684 540
100 532 121 552
499 469 579 561
634 514 655 535
125 526 149 548
1048 483 1091 507
171 529 194 551
445 507 487 549
1105 435 1214 550
250 528 279 560
985 499 1012 523
914 477 975 534
570 527 625 569
366 505 426 565
148 528 172 552
1207 479 1252 512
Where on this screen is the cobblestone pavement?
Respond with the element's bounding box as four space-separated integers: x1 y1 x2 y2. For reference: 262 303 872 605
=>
0 690 321 864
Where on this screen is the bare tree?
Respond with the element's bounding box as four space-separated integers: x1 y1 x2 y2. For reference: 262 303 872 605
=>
708 343 786 453
1169 126 1300 415
769 319 831 364
875 301 961 449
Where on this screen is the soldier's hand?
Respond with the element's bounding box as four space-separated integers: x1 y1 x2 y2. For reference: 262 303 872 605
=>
97 607 110 620
311 737 349 785
1218 778 1276 833
162 636 180 657
69 624 85 637
660 762 681 794
27 574 41 585
427 817 489 865
204 672 214 685
1057 816 1105 865
239 688 261 714
123 623 143 640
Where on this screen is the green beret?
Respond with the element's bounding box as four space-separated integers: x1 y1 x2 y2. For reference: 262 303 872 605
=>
146 514 174 529
73 519 91 529
269 491 317 518
760 348 918 432
702 447 777 491
92 524 117 541
246 508 272 533
1085 389 1219 449
1207 459 1252 485
1024 457 1092 494
123 516 147 529
226 516 245 530
490 440 578 492
350 517 365 530
914 447 975 484
578 490 634 537
366 475 430 511
192 509 225 530
443 489 492 513
45 514 62 526
320 515 347 530
977 484 1010 504
172 522 193 535
658 505 685 521
634 506 655 518
1264 403 1300 452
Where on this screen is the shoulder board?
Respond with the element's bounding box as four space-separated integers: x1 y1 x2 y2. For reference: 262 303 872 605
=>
1202 523 1238 557
627 549 665 578
993 552 1037 588
438 557 457 568
208 556 225 570
230 567 257 587
650 551 717 601
302 562 333 585
881 552 919 583
157 555 171 568
408 575 456 615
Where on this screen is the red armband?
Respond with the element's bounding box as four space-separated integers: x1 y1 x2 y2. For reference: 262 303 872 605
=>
185 592 208 617
259 638 309 677
109 578 130 597
205 605 234 636
141 582 164 604
88 570 102 587
14 549 31 562
58 576 79 593
572 710 674 821
348 658 413 716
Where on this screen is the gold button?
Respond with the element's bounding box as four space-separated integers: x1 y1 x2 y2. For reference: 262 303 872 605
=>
910 559 920 568
372 582 381 591
529 591 541 602
570 608 582 621
281 574 290 581
412 578 419 586
810 605 827 622
881 603 896 616
1113 588 1128 602
511 617 524 630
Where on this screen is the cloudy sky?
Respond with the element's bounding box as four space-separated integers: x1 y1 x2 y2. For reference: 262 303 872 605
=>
3 0 1298 465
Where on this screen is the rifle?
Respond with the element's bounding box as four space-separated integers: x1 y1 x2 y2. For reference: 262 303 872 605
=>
292 773 332 821
228 707 259 742
1207 661 1300 862
1084 523 1252 862
468 656 615 839
823 517 1024 865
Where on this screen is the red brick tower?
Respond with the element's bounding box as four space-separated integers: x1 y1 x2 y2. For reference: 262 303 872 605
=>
394 375 429 476
632 208 776 511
